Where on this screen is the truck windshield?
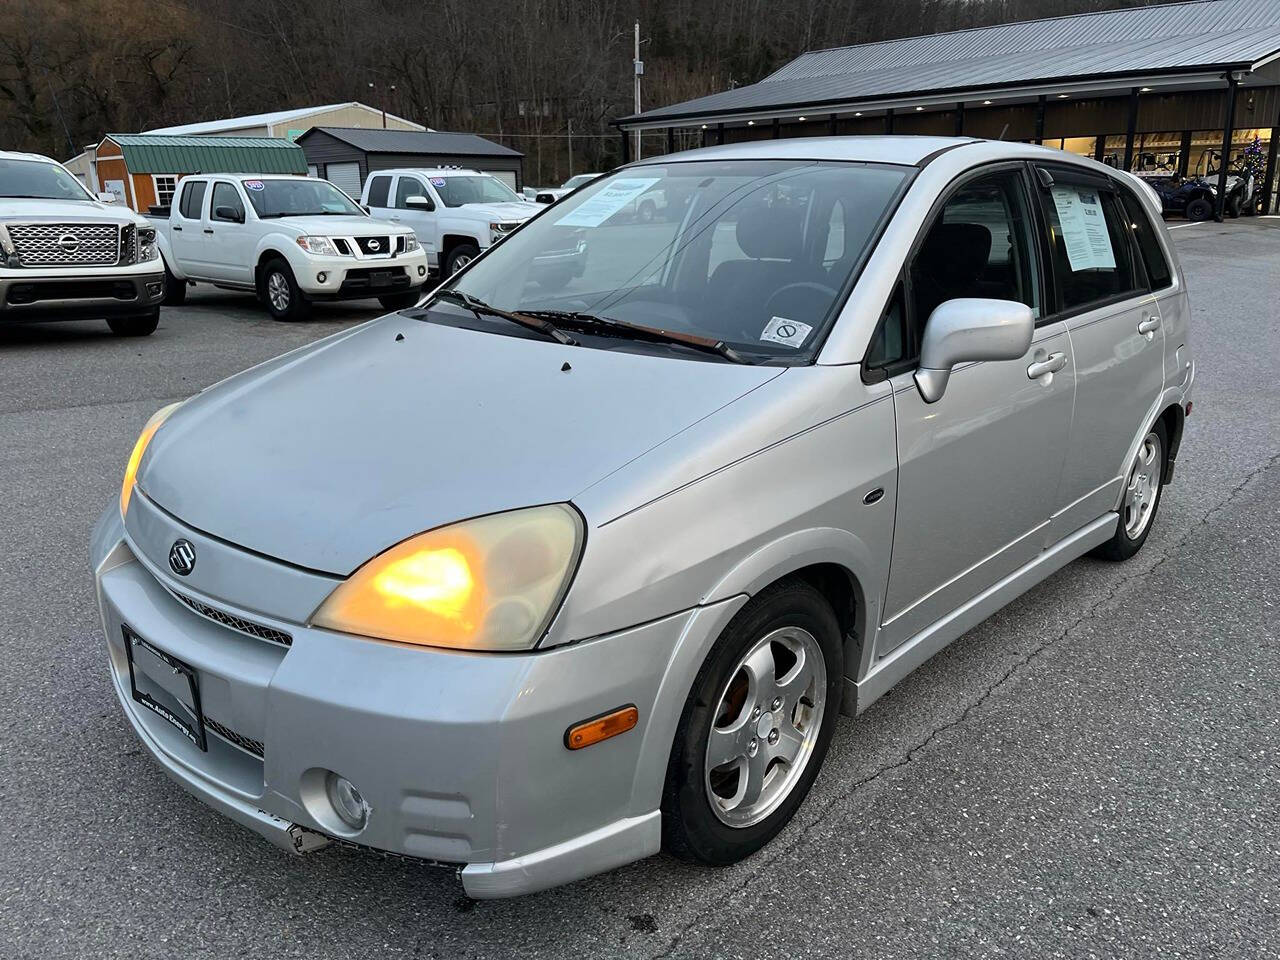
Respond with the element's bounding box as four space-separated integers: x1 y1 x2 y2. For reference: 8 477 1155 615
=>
434 176 520 207
448 159 909 363
0 158 93 200
243 179 363 218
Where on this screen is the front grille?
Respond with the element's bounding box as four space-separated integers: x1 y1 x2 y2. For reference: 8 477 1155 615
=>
120 223 137 264
7 222 120 266
166 587 293 647
6 279 137 305
205 716 265 758
354 235 391 256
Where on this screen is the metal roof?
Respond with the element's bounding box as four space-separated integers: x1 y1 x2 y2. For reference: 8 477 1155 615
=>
101 135 308 174
300 127 523 158
623 0 1280 126
145 102 425 136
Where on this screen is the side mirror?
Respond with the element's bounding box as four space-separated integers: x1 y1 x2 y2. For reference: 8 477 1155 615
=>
914 298 1034 403
405 195 434 211
214 205 243 223
96 191 117 204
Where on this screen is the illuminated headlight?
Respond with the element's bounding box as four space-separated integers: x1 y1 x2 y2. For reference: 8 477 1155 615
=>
296 235 340 256
399 233 419 253
121 401 182 517
137 226 159 261
312 505 583 651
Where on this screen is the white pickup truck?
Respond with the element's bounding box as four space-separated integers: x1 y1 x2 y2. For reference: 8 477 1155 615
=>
153 174 429 321
0 150 165 336
361 167 588 285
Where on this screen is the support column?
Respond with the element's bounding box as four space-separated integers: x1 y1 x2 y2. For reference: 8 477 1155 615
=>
666 126 675 154
1123 87 1140 171
1094 136 1106 163
954 102 965 137
885 109 895 134
829 113 838 136
620 128 631 164
772 117 780 139
1034 95 1047 145
1178 130 1192 178
717 123 725 146
1261 123 1280 215
1215 74 1240 221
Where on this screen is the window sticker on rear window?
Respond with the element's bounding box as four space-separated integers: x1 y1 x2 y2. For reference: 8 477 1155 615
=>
1050 186 1115 272
243 179 265 191
554 178 660 228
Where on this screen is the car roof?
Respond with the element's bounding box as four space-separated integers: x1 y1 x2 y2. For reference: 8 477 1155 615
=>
372 168 484 178
0 150 59 164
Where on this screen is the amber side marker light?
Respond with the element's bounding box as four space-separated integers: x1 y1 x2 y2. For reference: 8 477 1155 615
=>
565 705 639 750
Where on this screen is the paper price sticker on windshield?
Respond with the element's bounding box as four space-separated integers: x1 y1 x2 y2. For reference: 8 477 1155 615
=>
244 180 265 191
554 178 660 228
1050 186 1115 272
760 316 812 348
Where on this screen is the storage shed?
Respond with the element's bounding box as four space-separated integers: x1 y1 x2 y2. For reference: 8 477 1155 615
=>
297 128 525 195
93 134 308 212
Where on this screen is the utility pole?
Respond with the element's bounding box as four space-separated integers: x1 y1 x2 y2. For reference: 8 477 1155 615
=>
568 117 574 177
634 21 643 160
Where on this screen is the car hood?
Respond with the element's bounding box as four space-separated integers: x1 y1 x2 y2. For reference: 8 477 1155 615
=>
452 201 536 221
139 314 782 575
268 214 404 235
3 197 143 225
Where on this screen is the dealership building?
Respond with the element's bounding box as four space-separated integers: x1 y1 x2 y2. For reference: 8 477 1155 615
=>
618 0 1280 216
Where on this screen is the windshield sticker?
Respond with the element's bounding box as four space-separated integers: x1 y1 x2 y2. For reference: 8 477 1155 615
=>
760 316 812 348
554 177 660 228
430 177 447 187
1050 186 1116 272
244 179 265 191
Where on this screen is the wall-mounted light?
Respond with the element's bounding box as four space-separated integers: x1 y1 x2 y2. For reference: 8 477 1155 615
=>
798 116 807 121
854 111 863 117
1140 86 1153 92
1056 94 1069 99
982 100 993 105
915 106 924 112
747 120 755 126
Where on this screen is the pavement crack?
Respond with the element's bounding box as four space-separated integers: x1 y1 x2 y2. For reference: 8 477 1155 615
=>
650 448 1280 959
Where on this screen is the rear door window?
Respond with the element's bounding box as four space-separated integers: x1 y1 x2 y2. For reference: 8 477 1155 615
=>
1119 191 1173 290
366 175 391 208
178 180 206 219
1038 174 1143 312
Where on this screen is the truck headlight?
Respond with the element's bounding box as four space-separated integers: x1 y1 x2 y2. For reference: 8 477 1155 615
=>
296 236 340 256
399 233 419 253
312 505 583 651
137 226 159 262
121 401 182 517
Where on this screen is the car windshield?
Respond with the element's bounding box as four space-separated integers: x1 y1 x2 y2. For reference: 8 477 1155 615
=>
242 178 363 217
434 175 520 207
0 158 93 200
446 159 909 363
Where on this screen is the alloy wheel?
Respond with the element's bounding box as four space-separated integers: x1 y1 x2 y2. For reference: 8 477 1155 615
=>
704 626 826 828
1123 430 1163 540
267 271 290 312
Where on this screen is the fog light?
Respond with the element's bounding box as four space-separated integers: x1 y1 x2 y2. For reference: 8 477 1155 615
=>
317 271 328 284
146 281 163 297
325 772 368 831
418 265 426 277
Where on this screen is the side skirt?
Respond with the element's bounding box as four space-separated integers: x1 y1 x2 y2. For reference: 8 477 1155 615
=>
845 513 1118 716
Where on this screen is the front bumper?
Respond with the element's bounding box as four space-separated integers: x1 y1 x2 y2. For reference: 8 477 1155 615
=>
91 500 742 897
0 268 164 321
294 249 430 301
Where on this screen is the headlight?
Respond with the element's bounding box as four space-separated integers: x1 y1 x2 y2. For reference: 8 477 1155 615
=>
121 401 182 517
137 226 159 262
296 236 339 256
312 504 583 651
400 233 420 253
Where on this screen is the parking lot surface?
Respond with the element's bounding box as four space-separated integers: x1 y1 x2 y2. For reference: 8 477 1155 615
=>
3 221 1278 959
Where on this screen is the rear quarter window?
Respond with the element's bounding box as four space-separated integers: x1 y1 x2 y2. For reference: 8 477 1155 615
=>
1120 192 1173 290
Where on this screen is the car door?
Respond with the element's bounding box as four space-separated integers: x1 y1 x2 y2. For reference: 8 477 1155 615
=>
1031 166 1166 541
874 165 1075 653
170 178 209 275
390 174 439 264
204 180 253 286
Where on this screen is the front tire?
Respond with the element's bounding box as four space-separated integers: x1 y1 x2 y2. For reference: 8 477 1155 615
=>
260 258 310 321
378 291 422 311
162 262 187 306
1091 420 1167 562
107 308 159 337
663 579 843 866
1185 197 1213 222
445 243 480 276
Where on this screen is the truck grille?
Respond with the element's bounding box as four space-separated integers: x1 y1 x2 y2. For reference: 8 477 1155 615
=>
6 222 121 266
354 235 391 257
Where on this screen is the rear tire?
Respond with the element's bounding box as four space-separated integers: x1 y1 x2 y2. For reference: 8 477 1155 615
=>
163 262 187 305
1185 197 1213 222
107 308 160 337
260 258 310 321
1091 420 1167 562
663 579 843 866
1225 194 1242 218
378 291 422 311
445 243 480 277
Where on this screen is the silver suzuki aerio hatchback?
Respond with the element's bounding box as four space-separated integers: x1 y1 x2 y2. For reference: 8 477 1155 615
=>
92 137 1193 898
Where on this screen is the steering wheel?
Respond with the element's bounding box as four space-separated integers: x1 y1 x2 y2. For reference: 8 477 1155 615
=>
757 281 840 338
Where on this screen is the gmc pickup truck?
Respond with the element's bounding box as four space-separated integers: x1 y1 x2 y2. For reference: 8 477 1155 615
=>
153 174 429 321
0 150 164 336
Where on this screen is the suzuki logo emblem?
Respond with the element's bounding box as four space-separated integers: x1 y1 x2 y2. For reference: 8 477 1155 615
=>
168 539 196 576
57 233 80 254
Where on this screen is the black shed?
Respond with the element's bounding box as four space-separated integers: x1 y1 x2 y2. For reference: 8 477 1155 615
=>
297 128 524 197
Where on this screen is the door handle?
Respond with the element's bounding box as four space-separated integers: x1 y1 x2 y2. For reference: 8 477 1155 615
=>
172 225 182 232
203 228 214 234
1137 315 1160 338
1027 351 1067 379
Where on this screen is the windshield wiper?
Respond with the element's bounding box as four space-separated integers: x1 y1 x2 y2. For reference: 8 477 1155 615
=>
429 290 578 345
521 310 748 363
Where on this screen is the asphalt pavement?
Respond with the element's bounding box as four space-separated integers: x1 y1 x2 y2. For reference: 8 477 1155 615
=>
2 220 1278 959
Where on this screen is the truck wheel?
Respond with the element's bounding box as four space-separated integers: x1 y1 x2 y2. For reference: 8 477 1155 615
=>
107 308 160 337
638 199 657 223
445 243 480 276
163 262 187 306
1185 197 1213 222
378 291 422 311
260 259 310 321
663 578 843 866
1225 194 1242 218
